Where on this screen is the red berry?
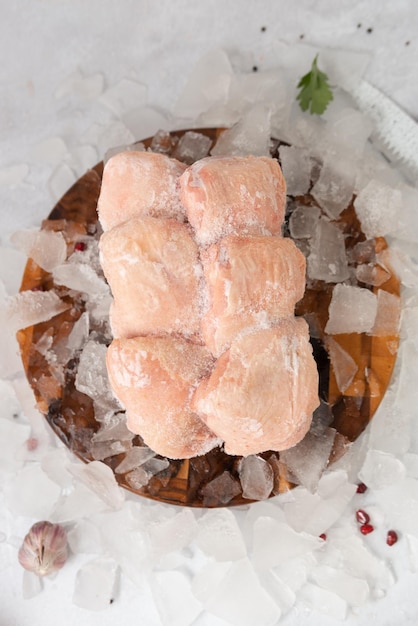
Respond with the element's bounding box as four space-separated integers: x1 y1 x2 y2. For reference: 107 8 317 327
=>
386 530 398 546
26 437 38 451
360 523 374 535
356 509 370 525
356 483 367 494
74 242 86 251
319 533 327 541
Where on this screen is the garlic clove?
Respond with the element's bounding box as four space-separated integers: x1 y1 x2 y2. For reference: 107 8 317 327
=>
18 521 68 577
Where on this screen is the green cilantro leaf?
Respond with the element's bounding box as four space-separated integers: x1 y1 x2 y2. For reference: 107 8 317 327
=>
296 54 334 115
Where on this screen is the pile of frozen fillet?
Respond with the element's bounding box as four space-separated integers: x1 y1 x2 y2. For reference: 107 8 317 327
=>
98 150 319 459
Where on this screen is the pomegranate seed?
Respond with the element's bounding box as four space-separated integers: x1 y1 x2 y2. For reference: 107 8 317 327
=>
356 482 368 494
319 533 327 541
360 523 374 535
74 242 86 251
386 530 398 546
356 509 370 525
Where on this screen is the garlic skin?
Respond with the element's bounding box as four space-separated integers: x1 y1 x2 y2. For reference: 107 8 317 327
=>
18 521 68 577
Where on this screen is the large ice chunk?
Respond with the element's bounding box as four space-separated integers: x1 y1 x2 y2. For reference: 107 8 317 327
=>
354 179 402 239
370 290 401 336
279 146 311 196
239 455 274 501
358 449 406 489
196 509 247 562
1 290 69 332
73 558 118 610
280 429 336 493
327 338 358 392
307 218 349 283
289 204 320 239
325 284 377 334
11 229 67 272
211 105 272 157
151 570 202 626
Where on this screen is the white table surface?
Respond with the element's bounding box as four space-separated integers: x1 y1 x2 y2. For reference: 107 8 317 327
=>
1 1 418 625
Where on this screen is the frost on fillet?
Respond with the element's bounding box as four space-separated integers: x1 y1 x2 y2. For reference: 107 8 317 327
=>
201 235 306 356
99 215 202 339
97 151 187 231
106 336 221 459
192 318 319 457
178 155 286 245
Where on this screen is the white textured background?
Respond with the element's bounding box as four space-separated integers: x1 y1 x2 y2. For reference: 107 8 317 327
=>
1 1 418 625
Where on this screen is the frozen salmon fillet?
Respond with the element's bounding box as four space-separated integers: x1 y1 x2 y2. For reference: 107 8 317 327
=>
192 318 319 456
99 215 202 339
98 151 187 231
107 336 221 459
178 155 286 245
201 235 306 356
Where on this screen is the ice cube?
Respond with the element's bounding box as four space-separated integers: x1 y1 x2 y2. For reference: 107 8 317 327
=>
4 464 60 518
75 340 119 409
148 509 198 558
200 471 241 506
67 519 102 554
174 49 233 119
125 467 151 489
0 163 29 187
172 131 212 164
93 417 134 443
31 136 68 166
358 449 406 489
258 570 296 615
311 565 369 607
327 338 358 392
355 263 391 287
122 106 169 140
354 179 402 239
114 447 156 474
90 439 132 461
279 146 312 196
252 517 321 570
51 483 108 523
196 509 247 561
97 121 135 157
307 218 349 283
22 570 43 599
151 570 202 626
68 145 98 176
289 205 320 239
348 239 376 265
73 558 118 610
66 311 89 352
53 262 109 296
54 69 104 101
192 559 281 626
370 290 401 336
48 163 77 201
299 582 347 620
68 460 125 509
1 290 69 332
211 104 272 157
11 229 67 272
311 156 355 219
284 470 357 536
280 429 336 493
99 79 147 116
325 284 377 334
239 455 274 501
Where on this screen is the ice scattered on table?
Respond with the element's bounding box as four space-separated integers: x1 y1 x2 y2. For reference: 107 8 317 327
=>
122 106 169 140
0 163 29 187
48 162 77 201
22 570 43 599
307 218 349 282
73 558 118 610
4 464 60 518
359 449 406 489
327 338 358 392
40 449 73 488
68 460 125 510
299 582 347 620
325 284 377 334
1 290 70 333
172 131 212 164
288 204 320 239
280 429 336 493
252 517 322 570
196 509 247 562
67 519 102 555
279 146 311 196
148 508 198 558
31 136 69 166
11 229 67 272
54 69 104 101
239 455 274 501
0 419 30 475
192 559 281 626
97 121 135 157
99 79 147 117
354 179 402 239
151 570 202 626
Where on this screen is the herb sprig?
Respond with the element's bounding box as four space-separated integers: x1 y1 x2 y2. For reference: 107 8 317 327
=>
297 54 334 115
